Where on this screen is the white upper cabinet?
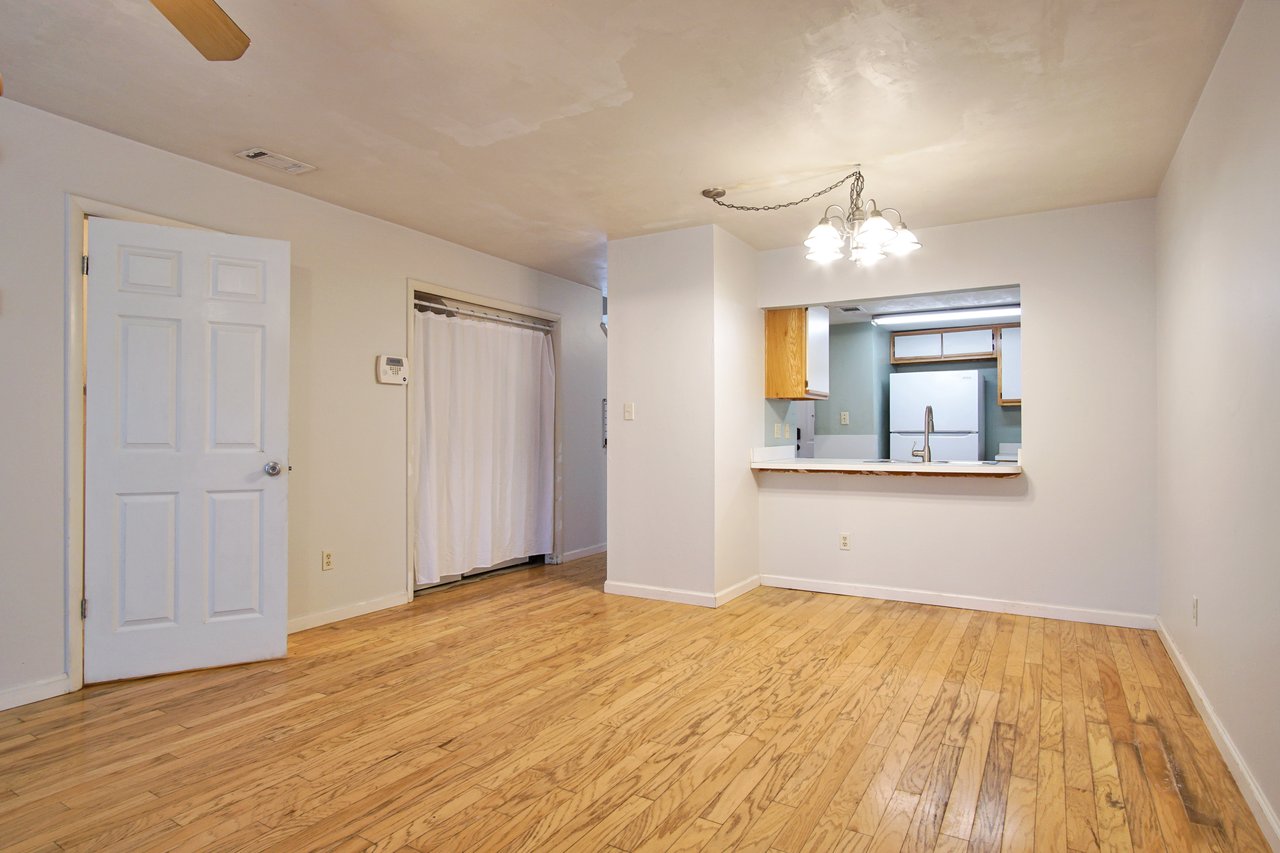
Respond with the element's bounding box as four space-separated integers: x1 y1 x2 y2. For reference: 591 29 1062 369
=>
893 332 942 360
806 307 829 398
942 328 994 357
999 326 1022 405
891 325 1004 364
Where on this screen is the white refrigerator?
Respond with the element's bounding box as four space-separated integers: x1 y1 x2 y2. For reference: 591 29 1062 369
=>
889 370 984 461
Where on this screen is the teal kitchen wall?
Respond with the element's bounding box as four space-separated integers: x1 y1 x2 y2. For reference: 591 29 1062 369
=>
764 398 797 446
815 323 890 453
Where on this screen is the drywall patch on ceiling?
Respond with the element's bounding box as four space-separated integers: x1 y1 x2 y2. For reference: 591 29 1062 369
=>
0 0 1244 288
429 80 633 149
419 51 635 149
803 0 918 101
375 3 638 148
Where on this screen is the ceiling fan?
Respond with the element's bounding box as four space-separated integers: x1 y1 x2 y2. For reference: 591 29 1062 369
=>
0 0 244 99
150 0 250 61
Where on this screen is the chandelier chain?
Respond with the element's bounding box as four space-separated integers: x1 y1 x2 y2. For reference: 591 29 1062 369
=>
705 170 864 212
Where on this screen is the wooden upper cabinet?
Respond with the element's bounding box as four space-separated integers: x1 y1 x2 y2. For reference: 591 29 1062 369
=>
765 307 829 400
998 326 1022 406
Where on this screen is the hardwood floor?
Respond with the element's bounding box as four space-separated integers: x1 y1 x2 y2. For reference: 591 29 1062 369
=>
0 555 1268 851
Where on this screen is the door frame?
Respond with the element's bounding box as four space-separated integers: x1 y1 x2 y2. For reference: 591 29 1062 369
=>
404 279 564 596
63 196 208 691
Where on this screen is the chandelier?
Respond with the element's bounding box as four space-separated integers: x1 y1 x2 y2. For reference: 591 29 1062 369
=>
702 169 921 266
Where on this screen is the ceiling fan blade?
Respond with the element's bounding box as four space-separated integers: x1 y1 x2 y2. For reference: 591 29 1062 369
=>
150 0 250 61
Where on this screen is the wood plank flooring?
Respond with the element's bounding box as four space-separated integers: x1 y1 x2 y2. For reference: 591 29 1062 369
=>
0 555 1268 851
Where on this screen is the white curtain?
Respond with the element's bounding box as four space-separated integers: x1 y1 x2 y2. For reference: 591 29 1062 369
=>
413 310 555 584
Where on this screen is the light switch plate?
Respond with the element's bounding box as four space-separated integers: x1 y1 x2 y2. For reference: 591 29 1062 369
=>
623 402 635 421
773 423 782 439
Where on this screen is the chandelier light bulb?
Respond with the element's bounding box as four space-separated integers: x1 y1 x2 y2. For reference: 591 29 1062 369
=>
885 225 922 256
855 213 896 249
804 221 842 250
805 247 844 263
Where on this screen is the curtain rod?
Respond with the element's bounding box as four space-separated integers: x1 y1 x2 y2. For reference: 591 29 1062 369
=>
414 300 553 333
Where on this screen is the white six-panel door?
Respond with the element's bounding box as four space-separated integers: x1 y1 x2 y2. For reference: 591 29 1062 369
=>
85 218 290 683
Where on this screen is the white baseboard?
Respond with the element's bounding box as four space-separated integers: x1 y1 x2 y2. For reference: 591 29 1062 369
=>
1156 619 1280 850
561 543 607 562
604 580 718 608
604 575 762 609
759 575 1158 629
0 673 74 712
716 575 761 606
288 592 412 633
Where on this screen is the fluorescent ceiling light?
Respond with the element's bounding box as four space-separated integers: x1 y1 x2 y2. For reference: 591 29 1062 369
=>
871 306 1022 326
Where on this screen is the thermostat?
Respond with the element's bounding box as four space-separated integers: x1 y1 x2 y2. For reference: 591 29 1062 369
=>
376 355 408 385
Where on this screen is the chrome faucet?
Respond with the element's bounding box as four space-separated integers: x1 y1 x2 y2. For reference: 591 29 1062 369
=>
911 405 934 463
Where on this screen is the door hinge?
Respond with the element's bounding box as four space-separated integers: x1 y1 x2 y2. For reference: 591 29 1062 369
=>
80 599 87 620
81 255 89 276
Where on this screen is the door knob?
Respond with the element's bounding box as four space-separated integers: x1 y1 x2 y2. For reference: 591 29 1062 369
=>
263 461 283 477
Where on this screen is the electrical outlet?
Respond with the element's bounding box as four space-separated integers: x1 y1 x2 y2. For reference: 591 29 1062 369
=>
322 551 335 572
1192 596 1198 625
839 533 851 551
840 411 850 425
786 423 794 438
773 423 782 439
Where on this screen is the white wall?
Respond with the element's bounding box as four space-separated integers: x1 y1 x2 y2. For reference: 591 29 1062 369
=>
756 200 1160 625
606 225 763 605
712 228 762 598
1155 0 1280 842
606 227 716 602
0 99 605 709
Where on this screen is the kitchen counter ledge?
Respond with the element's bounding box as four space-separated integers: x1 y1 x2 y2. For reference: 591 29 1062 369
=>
750 457 1023 477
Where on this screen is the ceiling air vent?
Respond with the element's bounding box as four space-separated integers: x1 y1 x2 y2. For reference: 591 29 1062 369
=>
235 147 316 175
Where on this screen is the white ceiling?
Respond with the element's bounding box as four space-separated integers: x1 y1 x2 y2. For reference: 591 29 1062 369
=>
829 284 1018 326
0 1 1239 288
829 285 1022 325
